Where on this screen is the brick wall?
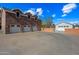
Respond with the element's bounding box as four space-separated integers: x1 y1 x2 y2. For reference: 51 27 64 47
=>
41 28 55 32
6 12 18 33
5 10 41 33
65 29 79 36
0 17 1 25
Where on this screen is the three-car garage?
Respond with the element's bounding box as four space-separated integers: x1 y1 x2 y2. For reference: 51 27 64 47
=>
10 24 38 33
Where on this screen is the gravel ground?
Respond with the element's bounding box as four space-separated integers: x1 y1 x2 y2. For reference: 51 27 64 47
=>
0 32 79 55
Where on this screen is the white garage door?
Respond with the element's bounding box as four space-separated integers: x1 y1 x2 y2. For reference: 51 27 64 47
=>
23 25 31 32
56 28 65 32
58 28 65 31
33 26 37 31
10 25 21 33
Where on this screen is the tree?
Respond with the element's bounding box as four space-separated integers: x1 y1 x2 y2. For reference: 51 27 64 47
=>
46 17 53 28
41 17 55 28
41 20 47 29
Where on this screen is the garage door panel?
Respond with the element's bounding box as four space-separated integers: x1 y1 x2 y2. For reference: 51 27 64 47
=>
23 25 31 32
10 25 21 33
56 28 65 32
33 26 37 31
24 27 31 32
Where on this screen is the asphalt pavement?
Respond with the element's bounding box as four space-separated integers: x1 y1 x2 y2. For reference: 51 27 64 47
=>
0 32 79 55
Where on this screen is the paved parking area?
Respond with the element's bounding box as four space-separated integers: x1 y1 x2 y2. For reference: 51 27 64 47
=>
0 32 79 55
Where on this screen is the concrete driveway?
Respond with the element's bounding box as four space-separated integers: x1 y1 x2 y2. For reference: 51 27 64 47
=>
0 32 79 55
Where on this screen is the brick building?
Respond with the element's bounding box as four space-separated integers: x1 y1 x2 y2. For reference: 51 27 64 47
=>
0 8 41 34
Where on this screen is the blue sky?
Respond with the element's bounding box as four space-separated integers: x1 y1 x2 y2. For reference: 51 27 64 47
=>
0 3 79 24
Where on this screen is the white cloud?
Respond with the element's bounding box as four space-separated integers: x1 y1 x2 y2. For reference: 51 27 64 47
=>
52 14 56 18
24 8 36 15
25 8 43 16
24 8 43 16
36 8 43 16
0 8 2 10
62 14 67 17
62 3 77 17
62 3 77 14
69 21 79 24
26 10 35 15
30 8 35 11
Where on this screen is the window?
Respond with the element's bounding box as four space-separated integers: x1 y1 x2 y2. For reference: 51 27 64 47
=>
58 25 69 28
64 26 69 28
28 15 30 19
24 25 29 27
35 17 37 20
17 25 20 27
58 26 63 27
0 26 1 30
26 25 28 27
11 25 14 27
16 12 20 17
67 26 69 27
64 26 65 27
24 25 26 27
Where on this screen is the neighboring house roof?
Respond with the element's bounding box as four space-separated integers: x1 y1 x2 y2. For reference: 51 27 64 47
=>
56 22 73 26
